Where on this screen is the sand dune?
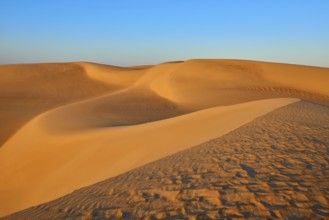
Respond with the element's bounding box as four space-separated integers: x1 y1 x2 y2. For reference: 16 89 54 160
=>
148 60 329 108
6 101 328 219
0 98 297 216
0 63 146 146
79 62 149 87
0 59 328 217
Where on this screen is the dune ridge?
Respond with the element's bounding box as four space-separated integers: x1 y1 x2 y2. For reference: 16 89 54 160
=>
0 59 329 217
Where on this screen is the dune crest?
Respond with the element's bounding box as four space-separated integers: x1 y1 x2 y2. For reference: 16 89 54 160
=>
0 59 329 217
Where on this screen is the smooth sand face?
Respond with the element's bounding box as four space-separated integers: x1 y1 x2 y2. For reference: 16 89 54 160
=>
0 59 328 217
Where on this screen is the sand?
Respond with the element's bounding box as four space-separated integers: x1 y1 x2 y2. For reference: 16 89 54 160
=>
0 59 328 218
0 62 133 147
5 101 329 219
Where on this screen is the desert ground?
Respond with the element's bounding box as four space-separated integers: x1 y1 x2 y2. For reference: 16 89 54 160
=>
0 59 328 219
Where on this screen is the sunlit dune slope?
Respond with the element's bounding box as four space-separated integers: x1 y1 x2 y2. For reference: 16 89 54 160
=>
0 59 329 216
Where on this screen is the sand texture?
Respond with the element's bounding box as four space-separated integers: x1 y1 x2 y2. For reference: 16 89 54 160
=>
4 101 329 219
0 59 329 218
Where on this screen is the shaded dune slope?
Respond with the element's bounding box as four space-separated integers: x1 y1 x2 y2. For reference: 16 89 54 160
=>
0 60 329 217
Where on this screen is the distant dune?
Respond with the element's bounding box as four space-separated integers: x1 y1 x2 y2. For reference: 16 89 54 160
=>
0 60 328 218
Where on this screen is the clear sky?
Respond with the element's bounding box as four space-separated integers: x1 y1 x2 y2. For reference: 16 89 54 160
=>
1 0 328 67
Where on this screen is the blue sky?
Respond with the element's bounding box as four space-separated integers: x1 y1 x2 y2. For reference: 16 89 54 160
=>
1 0 328 67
